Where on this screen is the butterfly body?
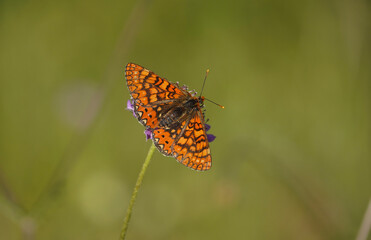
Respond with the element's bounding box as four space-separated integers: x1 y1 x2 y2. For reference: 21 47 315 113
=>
158 97 202 128
125 63 212 171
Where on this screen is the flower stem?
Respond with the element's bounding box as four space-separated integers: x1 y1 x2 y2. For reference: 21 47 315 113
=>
120 143 156 240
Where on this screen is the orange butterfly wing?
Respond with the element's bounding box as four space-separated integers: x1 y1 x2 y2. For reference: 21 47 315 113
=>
125 63 187 129
152 111 211 171
126 63 186 106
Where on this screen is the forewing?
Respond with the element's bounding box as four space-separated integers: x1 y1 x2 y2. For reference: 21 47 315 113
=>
125 63 186 106
126 63 188 129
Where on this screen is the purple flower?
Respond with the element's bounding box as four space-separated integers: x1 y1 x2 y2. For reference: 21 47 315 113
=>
178 83 197 96
126 99 136 117
180 84 188 90
126 99 134 111
144 128 152 141
204 123 215 142
189 89 197 96
207 134 216 142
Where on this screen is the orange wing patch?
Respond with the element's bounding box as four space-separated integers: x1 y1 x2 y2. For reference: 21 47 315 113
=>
126 63 186 106
152 112 211 171
133 100 182 129
172 112 211 171
152 128 175 156
133 102 159 129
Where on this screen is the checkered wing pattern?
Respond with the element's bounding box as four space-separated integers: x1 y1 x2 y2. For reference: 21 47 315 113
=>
126 63 187 129
152 111 211 171
125 63 212 171
126 63 186 106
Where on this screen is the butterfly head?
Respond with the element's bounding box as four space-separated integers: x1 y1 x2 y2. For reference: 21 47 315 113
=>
198 96 205 107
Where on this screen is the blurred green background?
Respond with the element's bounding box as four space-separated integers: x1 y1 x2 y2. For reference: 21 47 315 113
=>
1 0 370 239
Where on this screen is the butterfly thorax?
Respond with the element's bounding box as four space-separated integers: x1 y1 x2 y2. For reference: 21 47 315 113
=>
158 97 203 129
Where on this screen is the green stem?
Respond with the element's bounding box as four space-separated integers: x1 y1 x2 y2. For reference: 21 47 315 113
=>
120 143 156 240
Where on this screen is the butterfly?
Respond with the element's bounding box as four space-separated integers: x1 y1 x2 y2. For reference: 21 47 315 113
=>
125 63 217 171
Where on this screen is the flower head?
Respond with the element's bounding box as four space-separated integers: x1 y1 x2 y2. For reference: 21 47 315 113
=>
126 99 134 111
144 128 153 141
205 123 216 142
189 89 197 96
207 134 216 142
126 99 136 117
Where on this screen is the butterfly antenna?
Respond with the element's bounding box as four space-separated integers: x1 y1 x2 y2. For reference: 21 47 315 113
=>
205 98 225 109
199 69 209 97
199 69 225 109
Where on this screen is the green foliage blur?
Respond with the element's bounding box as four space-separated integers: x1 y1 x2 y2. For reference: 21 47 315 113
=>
1 0 370 239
